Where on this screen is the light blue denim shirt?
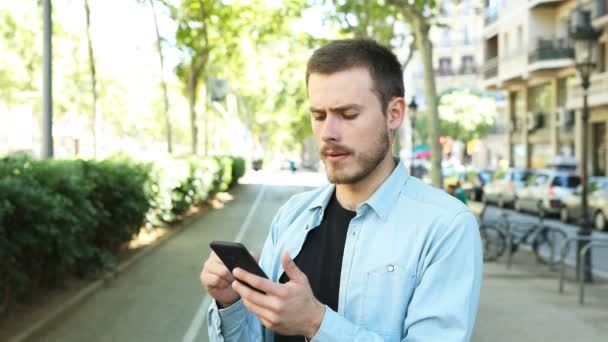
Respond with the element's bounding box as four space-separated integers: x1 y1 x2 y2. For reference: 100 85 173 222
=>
207 161 483 341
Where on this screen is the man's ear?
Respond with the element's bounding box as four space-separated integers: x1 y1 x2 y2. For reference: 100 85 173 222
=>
387 97 406 132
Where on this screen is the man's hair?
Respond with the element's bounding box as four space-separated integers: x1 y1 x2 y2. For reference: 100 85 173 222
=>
306 39 404 115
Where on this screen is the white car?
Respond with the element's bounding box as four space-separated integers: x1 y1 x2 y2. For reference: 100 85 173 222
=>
514 170 580 216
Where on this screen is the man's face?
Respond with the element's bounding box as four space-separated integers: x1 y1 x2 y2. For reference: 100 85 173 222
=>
308 67 391 184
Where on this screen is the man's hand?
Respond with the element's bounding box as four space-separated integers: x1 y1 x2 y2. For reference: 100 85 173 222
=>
232 251 325 339
200 251 258 308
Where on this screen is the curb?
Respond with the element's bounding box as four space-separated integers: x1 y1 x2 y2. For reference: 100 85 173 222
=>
9 209 207 342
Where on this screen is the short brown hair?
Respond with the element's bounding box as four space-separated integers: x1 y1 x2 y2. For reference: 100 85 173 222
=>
306 39 404 114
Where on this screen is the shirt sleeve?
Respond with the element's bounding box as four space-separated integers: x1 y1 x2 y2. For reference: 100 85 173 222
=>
309 211 482 342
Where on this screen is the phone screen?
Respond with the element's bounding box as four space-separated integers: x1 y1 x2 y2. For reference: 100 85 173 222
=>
209 241 268 293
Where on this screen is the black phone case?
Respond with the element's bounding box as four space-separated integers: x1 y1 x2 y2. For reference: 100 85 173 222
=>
209 241 268 293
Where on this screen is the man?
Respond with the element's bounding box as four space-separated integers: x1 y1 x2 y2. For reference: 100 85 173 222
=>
201 39 482 341
447 182 468 205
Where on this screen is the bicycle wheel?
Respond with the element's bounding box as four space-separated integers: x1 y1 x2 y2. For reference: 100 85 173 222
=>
533 227 567 266
479 224 506 262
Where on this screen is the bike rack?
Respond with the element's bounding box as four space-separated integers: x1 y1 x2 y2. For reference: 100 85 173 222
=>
579 241 608 305
558 236 595 293
505 216 566 270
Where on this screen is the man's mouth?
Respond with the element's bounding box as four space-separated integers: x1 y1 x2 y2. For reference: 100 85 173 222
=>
324 151 350 162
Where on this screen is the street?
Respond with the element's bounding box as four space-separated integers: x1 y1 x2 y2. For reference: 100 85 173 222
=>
26 169 608 342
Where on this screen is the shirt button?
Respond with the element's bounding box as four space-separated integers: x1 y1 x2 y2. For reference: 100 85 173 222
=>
387 265 394 272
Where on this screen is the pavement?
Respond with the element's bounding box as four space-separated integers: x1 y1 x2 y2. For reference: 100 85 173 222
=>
473 250 608 341
1 169 607 341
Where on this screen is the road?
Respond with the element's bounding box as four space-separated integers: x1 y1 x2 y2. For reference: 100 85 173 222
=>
29 170 608 341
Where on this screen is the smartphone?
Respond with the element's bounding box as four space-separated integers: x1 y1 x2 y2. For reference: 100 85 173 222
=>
209 240 268 293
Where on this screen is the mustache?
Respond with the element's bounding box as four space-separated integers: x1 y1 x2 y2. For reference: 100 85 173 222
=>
319 143 353 155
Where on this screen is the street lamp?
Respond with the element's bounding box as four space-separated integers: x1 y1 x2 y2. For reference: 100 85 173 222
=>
569 7 601 282
408 96 419 175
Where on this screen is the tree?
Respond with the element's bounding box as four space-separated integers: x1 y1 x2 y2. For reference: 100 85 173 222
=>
139 0 173 154
385 0 445 188
84 0 101 157
438 89 497 143
170 0 307 155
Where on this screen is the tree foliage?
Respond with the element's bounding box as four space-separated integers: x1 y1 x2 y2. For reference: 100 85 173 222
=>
438 89 497 143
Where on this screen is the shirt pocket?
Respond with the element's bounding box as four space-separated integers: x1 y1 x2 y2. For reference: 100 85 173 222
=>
363 263 416 336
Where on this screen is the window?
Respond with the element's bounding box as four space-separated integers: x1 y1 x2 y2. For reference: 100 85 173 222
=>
599 42 607 72
440 28 451 47
552 175 581 188
461 55 476 74
439 57 453 75
463 25 474 45
516 26 523 54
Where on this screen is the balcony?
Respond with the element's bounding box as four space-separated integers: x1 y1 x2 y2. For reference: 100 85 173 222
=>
593 0 608 28
566 72 608 110
483 57 498 79
436 68 455 77
459 66 479 75
528 39 574 63
528 0 563 9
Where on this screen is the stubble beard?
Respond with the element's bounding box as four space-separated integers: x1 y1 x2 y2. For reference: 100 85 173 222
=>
324 126 390 184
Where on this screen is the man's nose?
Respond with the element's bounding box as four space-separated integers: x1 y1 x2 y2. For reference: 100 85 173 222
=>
320 115 342 142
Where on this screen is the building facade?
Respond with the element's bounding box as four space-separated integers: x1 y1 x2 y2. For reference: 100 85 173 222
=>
482 0 608 173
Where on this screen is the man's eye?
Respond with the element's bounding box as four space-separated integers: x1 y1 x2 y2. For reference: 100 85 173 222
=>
312 114 325 121
344 114 359 120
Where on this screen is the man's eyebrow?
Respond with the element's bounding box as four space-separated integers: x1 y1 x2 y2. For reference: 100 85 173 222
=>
309 104 363 113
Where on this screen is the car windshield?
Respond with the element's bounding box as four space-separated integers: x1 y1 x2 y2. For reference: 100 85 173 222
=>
512 171 531 182
552 175 581 188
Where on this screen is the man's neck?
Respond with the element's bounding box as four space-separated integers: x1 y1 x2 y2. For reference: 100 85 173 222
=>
335 155 397 211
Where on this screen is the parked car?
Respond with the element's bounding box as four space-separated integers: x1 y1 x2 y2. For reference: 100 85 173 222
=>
482 168 532 208
560 176 608 223
514 170 581 215
587 186 608 231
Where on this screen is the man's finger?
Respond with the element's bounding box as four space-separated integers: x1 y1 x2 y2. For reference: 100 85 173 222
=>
205 273 231 289
281 251 306 283
233 268 285 296
232 280 281 311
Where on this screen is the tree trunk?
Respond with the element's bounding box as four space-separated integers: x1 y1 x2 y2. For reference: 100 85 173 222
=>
412 17 443 188
84 0 101 158
188 70 198 155
149 0 173 154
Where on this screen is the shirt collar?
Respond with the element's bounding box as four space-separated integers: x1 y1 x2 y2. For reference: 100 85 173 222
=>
307 158 410 220
363 159 409 220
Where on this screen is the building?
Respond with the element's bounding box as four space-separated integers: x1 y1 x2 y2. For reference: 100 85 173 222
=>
482 0 608 173
402 0 509 170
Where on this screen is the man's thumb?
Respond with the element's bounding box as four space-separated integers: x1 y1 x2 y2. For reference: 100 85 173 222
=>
281 251 305 282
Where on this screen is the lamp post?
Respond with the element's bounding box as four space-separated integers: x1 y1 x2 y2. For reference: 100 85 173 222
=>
569 7 601 282
408 96 419 175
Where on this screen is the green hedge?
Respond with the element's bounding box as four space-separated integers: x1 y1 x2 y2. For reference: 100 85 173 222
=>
0 154 246 312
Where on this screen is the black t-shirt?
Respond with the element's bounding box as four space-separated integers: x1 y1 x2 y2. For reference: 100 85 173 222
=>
274 191 355 342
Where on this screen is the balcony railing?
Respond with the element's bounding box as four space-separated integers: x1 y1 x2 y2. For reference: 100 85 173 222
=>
595 0 608 18
436 68 455 77
459 66 478 75
528 38 574 63
483 57 498 79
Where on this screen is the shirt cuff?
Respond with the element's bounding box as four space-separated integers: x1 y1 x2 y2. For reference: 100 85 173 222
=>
213 299 249 336
309 305 358 342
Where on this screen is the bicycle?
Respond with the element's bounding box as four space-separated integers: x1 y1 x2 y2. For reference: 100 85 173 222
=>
478 205 567 265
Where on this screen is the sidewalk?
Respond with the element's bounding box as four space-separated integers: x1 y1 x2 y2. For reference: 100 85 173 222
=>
473 251 608 341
